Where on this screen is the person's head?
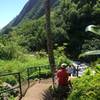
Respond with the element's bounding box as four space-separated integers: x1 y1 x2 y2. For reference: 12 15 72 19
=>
61 63 67 69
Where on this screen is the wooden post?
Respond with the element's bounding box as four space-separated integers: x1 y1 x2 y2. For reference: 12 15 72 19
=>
27 68 30 88
38 67 41 83
77 66 79 77
18 73 22 98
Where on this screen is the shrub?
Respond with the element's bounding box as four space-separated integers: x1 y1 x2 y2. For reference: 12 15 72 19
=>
1 76 17 86
68 73 100 100
95 65 100 73
57 55 72 66
8 96 15 100
54 46 73 66
83 68 92 75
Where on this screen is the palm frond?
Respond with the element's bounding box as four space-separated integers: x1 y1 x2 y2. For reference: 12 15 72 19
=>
79 50 100 58
85 25 100 35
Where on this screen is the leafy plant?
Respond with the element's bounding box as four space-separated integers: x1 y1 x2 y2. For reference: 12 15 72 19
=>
54 46 73 66
68 73 100 100
95 65 100 73
1 76 17 86
85 25 100 35
79 25 100 58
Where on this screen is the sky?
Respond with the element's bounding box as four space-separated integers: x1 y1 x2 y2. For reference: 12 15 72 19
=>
0 0 28 29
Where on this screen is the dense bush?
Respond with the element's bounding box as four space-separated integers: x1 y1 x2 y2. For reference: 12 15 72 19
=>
95 65 100 73
68 69 100 100
54 46 73 66
0 32 27 60
1 76 17 86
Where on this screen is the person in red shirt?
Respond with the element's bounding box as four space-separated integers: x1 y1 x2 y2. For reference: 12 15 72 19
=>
54 63 72 99
56 63 72 87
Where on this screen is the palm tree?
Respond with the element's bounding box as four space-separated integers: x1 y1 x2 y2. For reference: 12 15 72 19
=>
45 0 55 86
79 25 100 58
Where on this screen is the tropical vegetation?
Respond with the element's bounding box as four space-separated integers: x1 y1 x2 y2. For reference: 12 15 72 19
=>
0 0 100 99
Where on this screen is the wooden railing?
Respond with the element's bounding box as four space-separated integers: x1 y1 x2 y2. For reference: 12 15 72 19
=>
0 65 51 100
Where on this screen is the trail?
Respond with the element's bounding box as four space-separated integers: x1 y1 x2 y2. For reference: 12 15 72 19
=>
21 79 52 100
21 77 76 100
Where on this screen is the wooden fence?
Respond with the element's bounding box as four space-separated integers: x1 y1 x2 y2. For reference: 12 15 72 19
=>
0 65 51 100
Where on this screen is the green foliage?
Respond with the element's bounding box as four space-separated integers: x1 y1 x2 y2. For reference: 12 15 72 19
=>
79 50 100 58
95 65 100 73
83 68 92 75
82 38 100 52
0 76 17 86
8 96 15 100
0 53 50 99
12 18 47 51
54 46 73 66
68 73 100 100
86 25 100 35
0 80 3 85
79 25 100 58
0 32 27 60
1 0 99 59
57 55 72 67
0 54 49 73
30 69 51 79
0 86 17 100
0 1 99 99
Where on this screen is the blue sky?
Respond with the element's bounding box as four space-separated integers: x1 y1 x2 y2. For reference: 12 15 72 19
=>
0 0 28 29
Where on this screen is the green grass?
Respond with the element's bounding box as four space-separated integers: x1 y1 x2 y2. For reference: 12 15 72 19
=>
0 54 49 73
0 54 50 86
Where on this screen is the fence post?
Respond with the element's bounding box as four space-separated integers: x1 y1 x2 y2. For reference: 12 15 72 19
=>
27 68 30 88
76 66 79 77
38 67 41 83
18 73 22 98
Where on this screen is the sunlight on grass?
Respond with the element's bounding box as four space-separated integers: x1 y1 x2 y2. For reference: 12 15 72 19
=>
0 54 49 73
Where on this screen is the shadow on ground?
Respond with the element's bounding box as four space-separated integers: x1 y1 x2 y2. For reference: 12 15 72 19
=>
42 88 53 100
42 85 71 100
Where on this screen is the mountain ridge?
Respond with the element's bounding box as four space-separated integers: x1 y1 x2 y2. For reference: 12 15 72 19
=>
2 0 58 32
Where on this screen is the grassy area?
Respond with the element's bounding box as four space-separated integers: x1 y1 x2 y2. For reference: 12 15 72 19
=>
0 54 50 86
0 54 49 73
0 54 50 99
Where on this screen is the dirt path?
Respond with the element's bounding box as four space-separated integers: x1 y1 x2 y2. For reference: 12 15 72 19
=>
22 79 52 100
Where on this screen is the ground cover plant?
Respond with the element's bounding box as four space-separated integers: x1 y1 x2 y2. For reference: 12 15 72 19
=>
68 65 100 100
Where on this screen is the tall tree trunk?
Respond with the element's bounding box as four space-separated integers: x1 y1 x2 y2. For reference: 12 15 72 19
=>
45 0 55 86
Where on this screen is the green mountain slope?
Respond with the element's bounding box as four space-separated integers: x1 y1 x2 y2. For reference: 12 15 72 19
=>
1 0 100 59
2 0 58 31
12 0 59 26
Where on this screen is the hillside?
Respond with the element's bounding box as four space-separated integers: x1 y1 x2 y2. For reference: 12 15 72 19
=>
2 0 58 31
1 0 100 59
10 0 58 26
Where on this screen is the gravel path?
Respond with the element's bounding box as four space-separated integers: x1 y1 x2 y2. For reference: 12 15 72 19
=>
22 79 52 100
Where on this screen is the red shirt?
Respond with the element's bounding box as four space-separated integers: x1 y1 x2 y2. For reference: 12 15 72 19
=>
57 68 69 86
